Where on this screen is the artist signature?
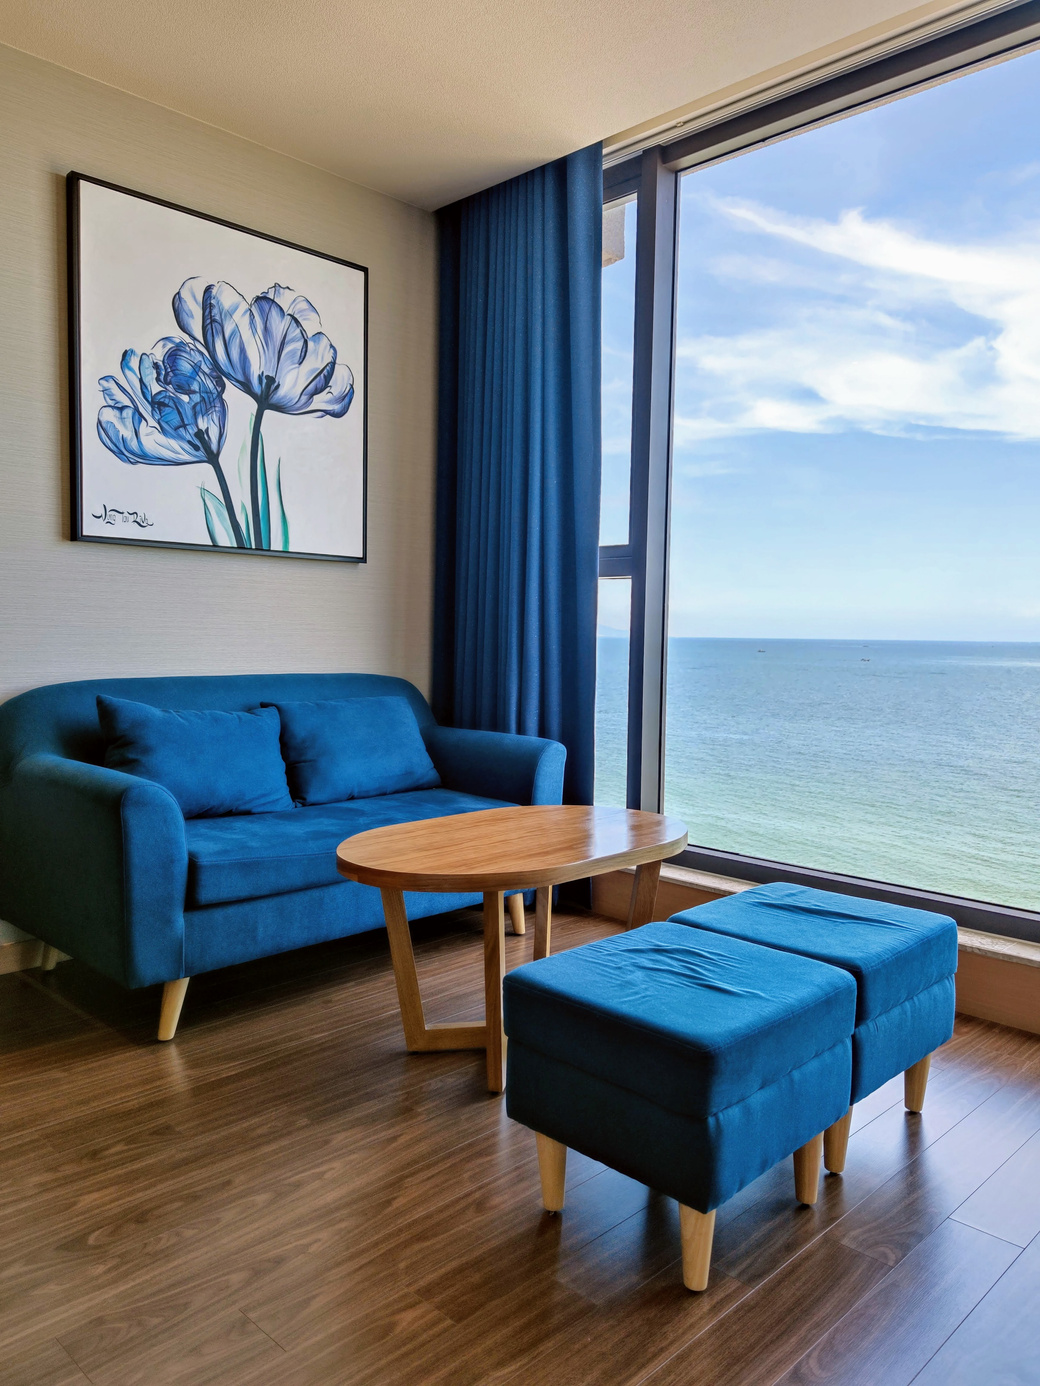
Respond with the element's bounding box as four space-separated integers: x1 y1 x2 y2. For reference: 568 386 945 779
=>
92 505 154 529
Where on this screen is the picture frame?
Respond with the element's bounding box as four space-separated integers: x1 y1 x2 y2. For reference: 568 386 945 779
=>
67 172 368 562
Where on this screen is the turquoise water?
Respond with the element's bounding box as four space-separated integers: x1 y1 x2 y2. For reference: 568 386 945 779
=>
595 638 1040 912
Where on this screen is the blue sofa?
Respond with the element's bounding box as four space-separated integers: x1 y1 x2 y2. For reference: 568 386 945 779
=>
0 673 566 1035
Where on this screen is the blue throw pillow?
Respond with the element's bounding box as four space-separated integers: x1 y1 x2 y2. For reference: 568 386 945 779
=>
97 695 294 818
266 696 441 805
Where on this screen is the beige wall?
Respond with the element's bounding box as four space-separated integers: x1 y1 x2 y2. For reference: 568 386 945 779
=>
0 43 439 709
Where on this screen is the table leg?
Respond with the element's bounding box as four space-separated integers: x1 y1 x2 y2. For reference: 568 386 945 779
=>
627 860 663 930
534 886 553 959
483 890 507 1093
380 887 428 1049
380 887 487 1054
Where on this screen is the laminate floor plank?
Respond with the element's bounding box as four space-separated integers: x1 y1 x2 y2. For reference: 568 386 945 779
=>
935 1015 1040 1076
847 1074 903 1132
910 1230 1040 1385
2 1087 533 1351
774 1219 1020 1386
0 1338 92 1386
713 1052 1014 1288
482 1264 748 1386
636 1239 891 1386
838 1064 1040 1266
950 1126 1040 1248
246 1266 593 1386
3 909 1039 1386
67 1308 286 1386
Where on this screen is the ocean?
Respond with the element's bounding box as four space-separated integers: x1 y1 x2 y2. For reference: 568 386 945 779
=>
595 638 1040 913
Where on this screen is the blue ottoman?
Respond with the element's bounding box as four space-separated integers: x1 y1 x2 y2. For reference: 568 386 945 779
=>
670 884 958 1173
503 921 856 1290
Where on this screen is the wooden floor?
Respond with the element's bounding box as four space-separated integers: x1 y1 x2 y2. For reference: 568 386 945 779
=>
3 909 1039 1386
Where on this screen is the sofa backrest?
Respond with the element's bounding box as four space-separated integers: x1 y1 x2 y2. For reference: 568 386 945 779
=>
0 674 436 781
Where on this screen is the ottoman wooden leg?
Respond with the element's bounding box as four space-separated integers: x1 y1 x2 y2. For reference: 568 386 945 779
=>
904 1054 931 1113
679 1205 716 1291
793 1132 823 1205
824 1107 853 1174
535 1133 567 1213
507 893 526 936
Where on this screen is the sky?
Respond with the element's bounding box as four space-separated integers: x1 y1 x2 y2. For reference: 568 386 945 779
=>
601 46 1040 640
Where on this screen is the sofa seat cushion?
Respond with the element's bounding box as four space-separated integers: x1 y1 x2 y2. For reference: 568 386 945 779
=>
185 788 514 907
670 883 958 1024
503 921 856 1119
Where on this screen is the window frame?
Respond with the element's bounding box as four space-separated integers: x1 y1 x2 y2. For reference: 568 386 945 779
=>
599 0 1040 942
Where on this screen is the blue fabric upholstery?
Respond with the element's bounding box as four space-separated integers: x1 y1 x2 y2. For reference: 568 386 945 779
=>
671 884 958 1023
0 753 188 987
670 883 958 1104
850 975 956 1102
504 922 855 1118
507 1040 853 1214
98 695 293 818
434 143 602 805
0 673 566 989
186 788 514 907
423 726 566 807
266 696 440 805
504 923 855 1213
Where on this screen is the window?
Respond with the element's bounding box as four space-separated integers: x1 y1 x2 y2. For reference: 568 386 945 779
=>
595 576 631 807
597 5 1040 940
601 197 637 547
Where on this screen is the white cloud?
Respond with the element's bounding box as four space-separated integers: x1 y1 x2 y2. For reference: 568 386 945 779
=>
675 197 1040 443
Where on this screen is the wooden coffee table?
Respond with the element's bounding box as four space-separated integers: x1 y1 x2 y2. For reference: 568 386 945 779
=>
336 804 688 1092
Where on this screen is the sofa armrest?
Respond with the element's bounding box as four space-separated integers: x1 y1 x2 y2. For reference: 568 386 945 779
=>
0 754 188 988
423 727 566 807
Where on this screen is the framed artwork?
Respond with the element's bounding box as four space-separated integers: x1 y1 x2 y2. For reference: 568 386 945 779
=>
67 173 367 561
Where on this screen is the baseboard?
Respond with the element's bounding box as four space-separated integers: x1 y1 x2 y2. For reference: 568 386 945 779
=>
594 867 1040 1037
954 929 1040 1036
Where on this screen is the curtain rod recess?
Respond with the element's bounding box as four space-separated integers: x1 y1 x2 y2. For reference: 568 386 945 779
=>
603 0 1037 171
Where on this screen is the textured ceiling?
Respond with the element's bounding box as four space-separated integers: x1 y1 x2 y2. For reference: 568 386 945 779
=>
0 0 932 208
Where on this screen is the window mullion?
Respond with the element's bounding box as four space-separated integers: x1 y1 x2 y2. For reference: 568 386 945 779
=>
626 148 680 813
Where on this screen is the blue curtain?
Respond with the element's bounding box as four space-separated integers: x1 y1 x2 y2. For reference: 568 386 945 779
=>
433 143 602 804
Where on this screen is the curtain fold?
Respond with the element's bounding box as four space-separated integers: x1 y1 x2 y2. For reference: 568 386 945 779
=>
434 143 603 804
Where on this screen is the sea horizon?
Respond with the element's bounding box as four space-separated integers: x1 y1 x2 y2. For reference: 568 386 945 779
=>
595 636 1040 913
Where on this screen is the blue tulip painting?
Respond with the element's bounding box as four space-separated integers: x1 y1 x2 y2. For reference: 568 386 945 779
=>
69 174 367 561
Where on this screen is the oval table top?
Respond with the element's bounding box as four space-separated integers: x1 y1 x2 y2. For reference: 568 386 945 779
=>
336 804 689 893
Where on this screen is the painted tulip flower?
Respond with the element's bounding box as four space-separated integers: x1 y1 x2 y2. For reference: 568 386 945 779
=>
173 280 354 418
174 278 353 544
97 337 227 465
97 337 246 547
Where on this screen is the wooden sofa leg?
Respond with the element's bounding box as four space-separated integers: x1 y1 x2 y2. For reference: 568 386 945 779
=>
535 1132 567 1213
39 945 61 972
824 1107 854 1174
679 1205 716 1291
507 893 526 936
793 1132 824 1205
158 978 190 1041
904 1054 931 1113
